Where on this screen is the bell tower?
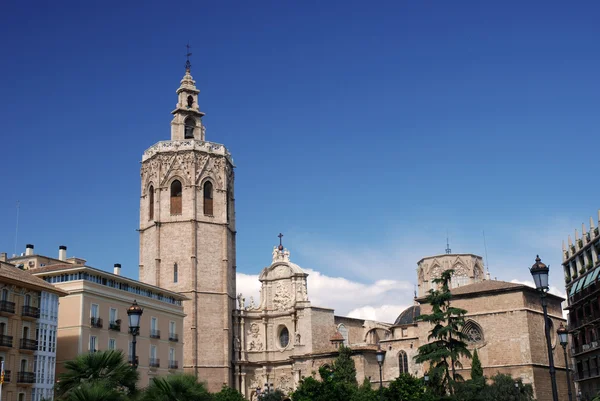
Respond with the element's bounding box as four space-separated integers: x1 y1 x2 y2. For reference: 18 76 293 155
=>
139 57 236 391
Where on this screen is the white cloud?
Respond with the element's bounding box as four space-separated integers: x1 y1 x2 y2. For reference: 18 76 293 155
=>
236 268 415 324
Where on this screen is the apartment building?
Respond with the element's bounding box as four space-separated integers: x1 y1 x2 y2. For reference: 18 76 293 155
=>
9 246 187 388
0 256 67 401
563 211 600 399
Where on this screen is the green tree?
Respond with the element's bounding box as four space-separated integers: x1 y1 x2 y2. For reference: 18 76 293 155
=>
139 374 211 401
63 382 126 401
56 350 138 399
383 373 432 401
470 349 483 382
259 389 286 401
481 373 534 401
414 269 472 395
290 375 325 401
332 345 357 386
350 378 377 401
212 385 246 401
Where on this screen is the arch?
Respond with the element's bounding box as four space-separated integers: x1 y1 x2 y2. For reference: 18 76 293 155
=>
337 323 349 345
203 181 213 215
186 95 194 108
398 350 409 375
148 185 155 220
462 319 484 345
170 180 182 215
184 117 195 139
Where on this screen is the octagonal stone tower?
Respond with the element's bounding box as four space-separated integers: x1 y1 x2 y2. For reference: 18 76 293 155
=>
416 253 486 297
138 64 236 390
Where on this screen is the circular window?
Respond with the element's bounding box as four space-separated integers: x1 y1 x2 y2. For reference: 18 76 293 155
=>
279 326 290 348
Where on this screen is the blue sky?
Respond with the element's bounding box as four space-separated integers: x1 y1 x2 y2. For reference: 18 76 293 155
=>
1 1 599 321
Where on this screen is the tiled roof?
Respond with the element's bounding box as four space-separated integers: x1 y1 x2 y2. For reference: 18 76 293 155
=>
450 280 524 296
0 262 68 296
330 331 345 342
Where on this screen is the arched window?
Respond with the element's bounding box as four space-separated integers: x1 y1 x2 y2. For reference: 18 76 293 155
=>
203 181 213 215
184 117 195 139
173 263 178 283
148 185 154 220
398 350 409 375
462 320 484 345
187 95 194 108
170 180 182 215
337 324 349 345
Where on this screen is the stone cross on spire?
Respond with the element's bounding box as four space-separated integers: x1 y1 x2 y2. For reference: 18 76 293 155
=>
278 233 284 250
185 43 192 71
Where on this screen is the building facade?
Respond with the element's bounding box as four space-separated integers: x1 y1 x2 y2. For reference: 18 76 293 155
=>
0 256 67 401
138 63 236 390
563 211 600 399
8 246 187 389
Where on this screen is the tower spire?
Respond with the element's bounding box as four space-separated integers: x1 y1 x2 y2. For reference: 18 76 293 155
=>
445 231 451 254
185 43 192 72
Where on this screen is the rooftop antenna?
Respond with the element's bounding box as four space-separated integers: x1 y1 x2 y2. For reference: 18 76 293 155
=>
445 230 451 254
483 230 490 276
14 200 20 256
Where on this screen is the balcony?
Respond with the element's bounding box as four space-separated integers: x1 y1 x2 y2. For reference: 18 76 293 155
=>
150 329 161 339
0 301 15 315
168 333 178 342
20 338 38 351
90 317 103 328
109 321 121 332
17 371 35 384
168 361 178 370
0 335 13 348
149 358 160 368
2 370 11 383
21 305 40 320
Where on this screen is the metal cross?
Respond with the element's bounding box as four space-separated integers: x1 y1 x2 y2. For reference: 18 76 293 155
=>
278 233 284 247
185 43 192 70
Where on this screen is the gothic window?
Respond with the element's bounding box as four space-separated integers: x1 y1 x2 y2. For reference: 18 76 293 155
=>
148 185 154 220
337 324 349 345
398 350 409 375
173 263 178 283
279 326 289 348
462 320 484 345
203 181 213 215
184 117 195 139
170 180 182 215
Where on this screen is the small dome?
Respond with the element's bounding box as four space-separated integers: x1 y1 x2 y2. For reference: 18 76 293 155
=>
394 305 420 326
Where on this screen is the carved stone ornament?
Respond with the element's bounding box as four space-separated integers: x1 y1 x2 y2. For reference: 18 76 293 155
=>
273 282 293 311
247 323 263 351
272 246 291 263
278 374 294 394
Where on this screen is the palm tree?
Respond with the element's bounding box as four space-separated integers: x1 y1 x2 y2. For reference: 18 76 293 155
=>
63 382 126 401
139 374 212 401
56 350 138 399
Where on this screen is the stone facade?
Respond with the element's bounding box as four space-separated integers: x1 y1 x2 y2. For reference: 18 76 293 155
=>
138 65 236 391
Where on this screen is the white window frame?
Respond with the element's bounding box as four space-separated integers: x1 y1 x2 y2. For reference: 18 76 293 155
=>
151 317 158 332
169 321 176 336
109 307 117 323
89 335 97 352
90 303 99 319
150 344 157 359
108 338 116 350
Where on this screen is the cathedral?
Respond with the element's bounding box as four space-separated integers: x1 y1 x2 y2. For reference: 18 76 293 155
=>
137 63 571 401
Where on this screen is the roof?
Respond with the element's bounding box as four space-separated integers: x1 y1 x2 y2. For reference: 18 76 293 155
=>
0 261 68 296
30 263 187 300
393 304 420 326
330 331 345 342
448 280 564 301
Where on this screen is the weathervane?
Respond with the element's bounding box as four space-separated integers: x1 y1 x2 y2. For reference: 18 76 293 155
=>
185 43 192 71
277 233 284 251
445 231 452 254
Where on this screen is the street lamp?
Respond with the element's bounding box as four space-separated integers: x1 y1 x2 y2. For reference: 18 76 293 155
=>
127 300 143 368
376 349 386 400
557 322 573 401
529 255 559 401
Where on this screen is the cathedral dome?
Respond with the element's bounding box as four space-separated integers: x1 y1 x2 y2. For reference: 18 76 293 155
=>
393 305 420 326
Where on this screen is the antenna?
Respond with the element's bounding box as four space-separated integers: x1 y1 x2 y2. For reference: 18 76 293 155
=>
14 200 20 256
445 230 451 254
483 230 490 274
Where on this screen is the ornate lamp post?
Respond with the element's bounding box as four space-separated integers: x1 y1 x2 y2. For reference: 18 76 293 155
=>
376 349 386 400
557 322 573 401
530 255 559 401
127 300 143 369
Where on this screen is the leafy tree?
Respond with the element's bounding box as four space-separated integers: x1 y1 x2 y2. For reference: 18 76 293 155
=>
63 382 126 401
332 345 358 386
290 375 325 401
212 385 246 401
481 373 534 401
56 350 138 399
259 389 286 401
414 269 471 394
139 374 211 401
350 378 378 401
383 373 433 401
